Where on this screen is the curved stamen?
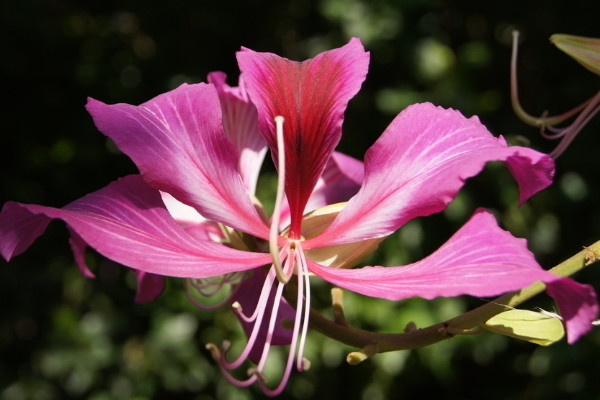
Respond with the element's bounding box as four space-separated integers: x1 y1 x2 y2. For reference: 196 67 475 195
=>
295 243 311 371
550 90 600 158
220 268 278 369
258 247 304 396
256 279 287 372
186 280 237 311
186 272 247 310
233 246 289 324
511 30 592 128
270 115 290 284
206 343 259 387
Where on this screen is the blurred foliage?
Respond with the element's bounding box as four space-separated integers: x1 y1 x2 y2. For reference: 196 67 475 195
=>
2 0 600 399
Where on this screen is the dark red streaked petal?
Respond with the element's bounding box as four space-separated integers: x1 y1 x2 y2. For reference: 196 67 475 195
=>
237 38 369 236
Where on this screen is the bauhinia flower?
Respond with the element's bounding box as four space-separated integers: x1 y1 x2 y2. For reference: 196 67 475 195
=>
1 38 597 396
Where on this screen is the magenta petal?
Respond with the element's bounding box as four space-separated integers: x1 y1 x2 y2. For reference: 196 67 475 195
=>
237 38 369 236
208 72 267 195
308 209 557 300
309 151 364 209
307 103 555 248
67 227 95 278
231 269 295 363
86 83 269 239
546 278 598 343
0 202 50 261
0 175 272 278
135 271 167 303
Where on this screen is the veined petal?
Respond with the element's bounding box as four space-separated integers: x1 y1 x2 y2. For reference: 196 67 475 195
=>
208 72 267 195
307 103 554 248
308 209 558 299
86 83 269 239
309 209 597 342
237 38 369 236
0 175 271 278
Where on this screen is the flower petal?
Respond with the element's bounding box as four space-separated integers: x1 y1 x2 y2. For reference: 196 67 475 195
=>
85 83 269 239
546 278 598 343
237 38 369 235
0 175 271 278
308 209 558 300
307 151 364 211
208 72 267 195
309 209 597 343
67 227 96 278
135 271 167 303
307 103 554 248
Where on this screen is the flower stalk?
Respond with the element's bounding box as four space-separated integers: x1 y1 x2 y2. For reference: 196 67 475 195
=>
288 240 600 357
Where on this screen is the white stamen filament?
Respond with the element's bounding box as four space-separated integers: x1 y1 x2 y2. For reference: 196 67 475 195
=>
258 244 309 396
222 268 278 370
296 242 311 371
270 116 290 284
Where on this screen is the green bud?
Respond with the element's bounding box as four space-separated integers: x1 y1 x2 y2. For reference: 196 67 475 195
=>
551 33 600 76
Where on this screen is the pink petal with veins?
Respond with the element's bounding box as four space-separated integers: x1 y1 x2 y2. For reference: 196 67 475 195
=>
86 83 269 239
307 103 554 248
0 175 271 278
208 72 267 195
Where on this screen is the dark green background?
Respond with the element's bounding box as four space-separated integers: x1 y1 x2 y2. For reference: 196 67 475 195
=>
2 1 600 399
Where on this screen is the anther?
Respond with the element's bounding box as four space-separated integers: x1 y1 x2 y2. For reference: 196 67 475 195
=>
301 357 311 371
205 343 221 360
231 301 242 313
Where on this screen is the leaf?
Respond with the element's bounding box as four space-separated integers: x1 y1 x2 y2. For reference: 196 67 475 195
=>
551 34 600 76
483 309 565 346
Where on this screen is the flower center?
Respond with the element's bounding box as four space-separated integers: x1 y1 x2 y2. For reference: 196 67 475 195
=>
205 116 312 396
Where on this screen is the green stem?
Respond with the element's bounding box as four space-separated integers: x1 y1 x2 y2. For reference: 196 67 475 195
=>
293 240 599 356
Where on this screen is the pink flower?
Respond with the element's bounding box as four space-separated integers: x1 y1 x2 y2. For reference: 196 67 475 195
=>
1 38 596 395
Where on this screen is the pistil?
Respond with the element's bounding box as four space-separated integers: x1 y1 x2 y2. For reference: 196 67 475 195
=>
270 115 290 284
